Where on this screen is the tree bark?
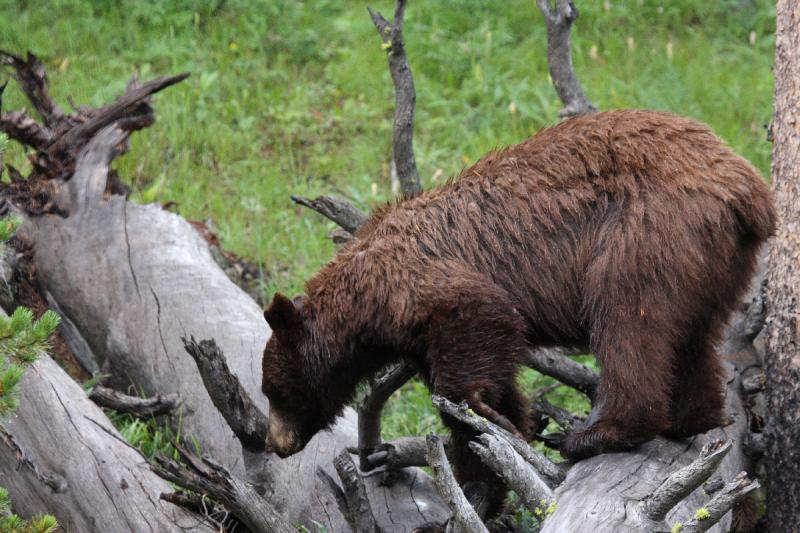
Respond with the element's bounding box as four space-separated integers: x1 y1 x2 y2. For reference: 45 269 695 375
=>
763 0 800 529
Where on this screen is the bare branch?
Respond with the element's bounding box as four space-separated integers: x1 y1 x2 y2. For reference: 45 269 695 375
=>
679 472 759 533
469 434 556 512
160 492 236 531
0 50 65 127
89 385 180 418
181 337 268 452
643 440 732 522
152 445 295 533
291 194 368 234
0 109 53 150
432 395 565 487
49 72 189 157
368 0 421 197
525 347 598 399
359 435 451 470
425 434 488 533
532 397 581 432
332 451 384 533
535 0 596 117
358 361 416 470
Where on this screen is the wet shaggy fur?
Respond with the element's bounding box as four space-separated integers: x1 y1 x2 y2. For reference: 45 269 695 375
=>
261 109 776 515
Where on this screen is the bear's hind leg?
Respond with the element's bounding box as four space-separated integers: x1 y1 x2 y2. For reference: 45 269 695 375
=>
561 310 675 460
666 333 726 438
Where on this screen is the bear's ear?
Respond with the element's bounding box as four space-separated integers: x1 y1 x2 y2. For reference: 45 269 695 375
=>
264 293 303 332
291 294 307 312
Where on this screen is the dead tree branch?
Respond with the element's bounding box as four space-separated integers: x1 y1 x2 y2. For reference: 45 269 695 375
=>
426 434 488 533
525 347 597 399
332 451 384 533
160 492 239 532
468 434 555 512
679 472 760 533
432 395 564 487
368 0 421 197
643 440 732 522
0 109 53 150
358 361 417 470
153 445 295 533
181 337 268 452
360 435 449 470
535 0 596 117
89 385 180 418
0 50 65 127
50 73 189 157
532 397 581 432
290 194 367 234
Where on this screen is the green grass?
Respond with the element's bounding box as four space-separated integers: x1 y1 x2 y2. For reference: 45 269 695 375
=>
0 0 775 450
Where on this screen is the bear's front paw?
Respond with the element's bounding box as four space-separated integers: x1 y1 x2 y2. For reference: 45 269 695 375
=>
560 426 633 460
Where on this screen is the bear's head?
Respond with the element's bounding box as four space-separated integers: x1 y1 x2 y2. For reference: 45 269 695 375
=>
261 292 332 458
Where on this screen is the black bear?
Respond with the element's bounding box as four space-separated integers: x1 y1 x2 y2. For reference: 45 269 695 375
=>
261 109 775 514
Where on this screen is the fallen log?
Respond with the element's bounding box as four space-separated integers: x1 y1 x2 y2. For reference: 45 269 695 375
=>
1 65 447 530
0 353 213 532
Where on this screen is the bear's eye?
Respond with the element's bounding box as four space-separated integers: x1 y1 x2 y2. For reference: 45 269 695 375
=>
263 382 286 406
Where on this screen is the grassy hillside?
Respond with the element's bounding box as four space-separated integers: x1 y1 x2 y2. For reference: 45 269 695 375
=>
0 1 775 442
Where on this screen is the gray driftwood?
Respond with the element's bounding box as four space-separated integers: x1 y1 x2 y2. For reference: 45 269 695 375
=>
0 354 213 532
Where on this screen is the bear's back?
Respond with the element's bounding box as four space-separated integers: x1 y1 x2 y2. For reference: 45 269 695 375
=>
309 110 773 344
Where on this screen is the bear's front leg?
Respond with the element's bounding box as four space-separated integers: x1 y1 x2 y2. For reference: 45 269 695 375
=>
422 274 534 516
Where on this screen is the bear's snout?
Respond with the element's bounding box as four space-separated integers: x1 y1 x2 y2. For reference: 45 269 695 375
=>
266 407 303 458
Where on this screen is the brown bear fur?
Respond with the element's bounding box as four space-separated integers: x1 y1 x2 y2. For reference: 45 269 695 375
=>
261 109 775 515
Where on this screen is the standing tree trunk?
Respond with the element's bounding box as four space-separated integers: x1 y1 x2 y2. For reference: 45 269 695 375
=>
764 0 800 529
